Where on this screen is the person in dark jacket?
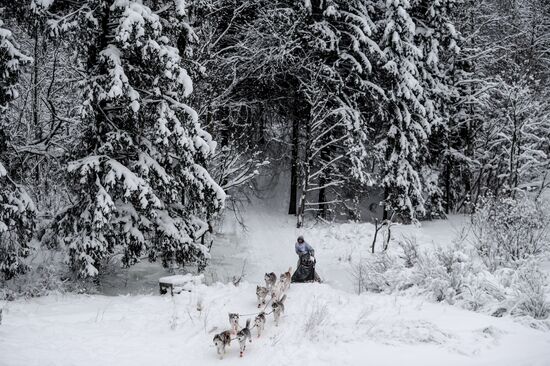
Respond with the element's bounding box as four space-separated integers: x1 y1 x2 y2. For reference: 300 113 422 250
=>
294 236 321 282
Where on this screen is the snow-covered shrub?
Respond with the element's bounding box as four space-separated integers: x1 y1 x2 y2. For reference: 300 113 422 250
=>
352 253 401 294
398 236 420 268
303 300 329 341
407 244 478 304
0 245 100 299
0 261 66 300
470 197 550 271
353 231 548 321
411 250 449 302
509 261 549 319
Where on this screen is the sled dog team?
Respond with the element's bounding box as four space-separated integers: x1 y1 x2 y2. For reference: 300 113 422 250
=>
213 267 292 359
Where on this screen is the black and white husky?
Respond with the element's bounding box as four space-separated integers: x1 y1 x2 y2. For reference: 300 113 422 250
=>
271 294 286 326
264 272 277 291
213 330 232 359
228 313 240 333
256 285 269 308
236 319 252 357
254 312 266 338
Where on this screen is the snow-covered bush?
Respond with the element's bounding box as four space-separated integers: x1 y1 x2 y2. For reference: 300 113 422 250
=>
509 262 549 319
0 258 66 300
470 197 550 271
400 242 482 304
353 233 549 320
352 253 401 294
303 300 329 341
355 238 482 303
398 236 420 268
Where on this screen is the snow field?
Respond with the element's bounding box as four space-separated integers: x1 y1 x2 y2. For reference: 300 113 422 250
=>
2 280 550 366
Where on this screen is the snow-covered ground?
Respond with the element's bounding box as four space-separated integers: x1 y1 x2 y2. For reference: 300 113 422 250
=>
1 194 549 365
2 281 550 366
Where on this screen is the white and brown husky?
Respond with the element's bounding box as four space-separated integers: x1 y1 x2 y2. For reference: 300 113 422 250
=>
213 330 232 359
236 319 252 357
264 272 277 291
279 267 292 292
256 285 269 308
271 294 287 326
254 312 266 338
270 280 284 302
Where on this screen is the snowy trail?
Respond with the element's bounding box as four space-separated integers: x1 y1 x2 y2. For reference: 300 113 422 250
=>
236 203 300 282
210 191 469 293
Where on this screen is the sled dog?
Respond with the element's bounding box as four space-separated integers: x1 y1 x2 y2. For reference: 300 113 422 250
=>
270 280 284 301
213 330 232 359
271 294 286 326
279 267 292 292
228 313 240 333
256 285 269 308
264 272 277 291
237 319 252 357
254 312 266 338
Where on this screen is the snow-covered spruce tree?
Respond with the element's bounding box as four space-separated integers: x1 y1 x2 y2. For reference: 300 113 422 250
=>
296 1 382 225
48 1 225 277
0 18 35 279
411 0 461 217
376 0 430 220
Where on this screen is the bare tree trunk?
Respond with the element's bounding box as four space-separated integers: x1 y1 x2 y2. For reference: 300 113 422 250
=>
297 170 308 228
30 28 45 183
257 105 266 146
32 28 41 142
318 178 326 219
444 155 452 214
509 102 518 197
317 142 329 219
371 218 381 253
288 116 299 215
382 188 389 220
297 118 311 228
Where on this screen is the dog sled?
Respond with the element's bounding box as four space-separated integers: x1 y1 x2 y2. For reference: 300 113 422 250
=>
291 252 321 283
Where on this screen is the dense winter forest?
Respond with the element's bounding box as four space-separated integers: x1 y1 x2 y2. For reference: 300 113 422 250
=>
2 0 549 281
1 1 550 365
